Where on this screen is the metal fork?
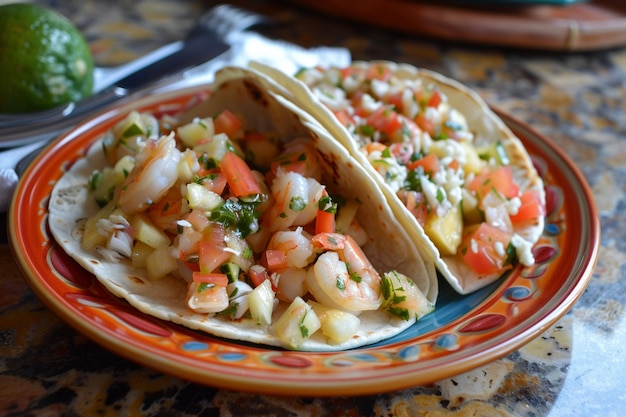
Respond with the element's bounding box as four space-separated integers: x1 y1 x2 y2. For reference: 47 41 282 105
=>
0 4 269 148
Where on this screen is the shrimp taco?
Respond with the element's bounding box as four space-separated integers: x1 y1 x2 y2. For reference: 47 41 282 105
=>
251 61 546 294
48 66 437 351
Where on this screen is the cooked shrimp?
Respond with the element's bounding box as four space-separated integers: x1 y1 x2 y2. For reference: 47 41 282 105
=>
275 267 308 302
267 227 315 269
116 134 182 214
265 170 324 233
306 233 382 313
275 138 323 181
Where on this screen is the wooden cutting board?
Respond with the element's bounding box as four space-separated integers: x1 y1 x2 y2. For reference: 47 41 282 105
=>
285 0 626 51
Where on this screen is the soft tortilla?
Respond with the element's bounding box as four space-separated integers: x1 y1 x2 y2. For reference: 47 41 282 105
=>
250 60 545 294
48 66 438 351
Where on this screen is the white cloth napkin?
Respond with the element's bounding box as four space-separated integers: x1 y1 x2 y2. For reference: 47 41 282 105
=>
0 32 351 212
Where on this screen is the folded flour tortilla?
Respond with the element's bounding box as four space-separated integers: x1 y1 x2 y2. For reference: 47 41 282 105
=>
251 61 545 294
48 66 438 351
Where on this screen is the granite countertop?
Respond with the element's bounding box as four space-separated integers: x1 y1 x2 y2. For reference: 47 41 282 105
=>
1 0 624 415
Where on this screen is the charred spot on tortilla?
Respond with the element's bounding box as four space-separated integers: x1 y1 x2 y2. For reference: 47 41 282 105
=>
128 275 146 285
242 79 269 108
317 148 341 180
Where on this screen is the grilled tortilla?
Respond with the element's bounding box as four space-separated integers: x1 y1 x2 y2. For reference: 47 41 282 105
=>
48 66 438 351
251 61 545 294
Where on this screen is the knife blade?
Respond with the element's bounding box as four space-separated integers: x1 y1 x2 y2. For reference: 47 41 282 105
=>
114 36 229 91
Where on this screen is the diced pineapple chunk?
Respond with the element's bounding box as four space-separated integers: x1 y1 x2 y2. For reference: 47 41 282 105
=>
461 188 483 225
335 199 360 235
131 240 153 268
195 133 239 165
424 205 463 255
145 246 178 280
131 213 170 248
248 279 275 326
308 300 360 344
81 201 120 250
459 141 485 175
185 183 223 211
381 271 435 321
273 297 321 349
177 117 215 147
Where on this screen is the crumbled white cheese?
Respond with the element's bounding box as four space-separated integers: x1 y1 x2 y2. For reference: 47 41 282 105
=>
360 93 381 114
312 85 347 111
505 196 522 216
425 106 442 125
494 241 506 258
511 233 535 266
370 78 390 98
421 176 440 210
342 74 359 93
368 151 407 192
401 88 419 119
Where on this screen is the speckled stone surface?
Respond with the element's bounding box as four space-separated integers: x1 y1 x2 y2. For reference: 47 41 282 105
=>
1 0 624 415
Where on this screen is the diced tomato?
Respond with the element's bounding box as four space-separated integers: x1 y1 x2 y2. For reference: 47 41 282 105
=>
247 264 272 288
448 159 461 171
199 171 228 195
366 106 403 139
460 223 512 276
427 90 442 108
365 64 392 81
415 114 435 137
219 151 263 197
407 153 440 176
415 88 442 109
403 190 429 227
510 190 545 224
315 192 336 235
385 92 404 112
469 166 520 201
264 250 288 273
333 109 355 127
198 226 230 273
192 272 229 287
213 110 242 138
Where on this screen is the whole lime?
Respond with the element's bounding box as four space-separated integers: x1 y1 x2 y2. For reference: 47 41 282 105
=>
0 3 94 114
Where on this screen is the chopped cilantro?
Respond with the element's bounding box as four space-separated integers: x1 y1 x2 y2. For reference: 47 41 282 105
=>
289 196 307 212
336 276 345 290
504 243 518 266
210 198 260 238
404 170 423 192
436 188 445 203
358 124 375 137
122 123 144 138
318 195 337 213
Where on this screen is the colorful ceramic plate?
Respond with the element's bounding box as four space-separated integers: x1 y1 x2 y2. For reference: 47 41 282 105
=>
9 84 599 396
